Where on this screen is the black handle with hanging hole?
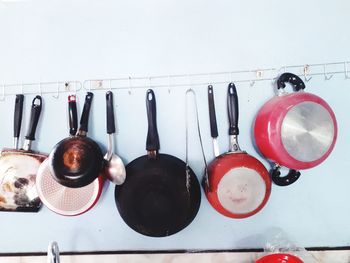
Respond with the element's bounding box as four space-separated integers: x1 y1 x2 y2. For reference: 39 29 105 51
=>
227 82 239 136
14 94 24 139
25 96 42 141
208 85 218 138
68 95 78 136
106 91 116 134
146 89 160 152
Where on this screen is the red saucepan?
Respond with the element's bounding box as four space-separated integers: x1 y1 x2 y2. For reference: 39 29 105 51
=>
48 92 104 188
0 95 46 212
256 253 304 263
254 73 337 186
205 84 271 218
36 95 103 216
115 89 201 237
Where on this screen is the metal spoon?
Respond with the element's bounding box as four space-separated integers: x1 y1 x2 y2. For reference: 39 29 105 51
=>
104 91 126 185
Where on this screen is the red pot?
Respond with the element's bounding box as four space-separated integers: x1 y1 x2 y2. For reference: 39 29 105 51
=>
256 253 304 263
254 73 337 186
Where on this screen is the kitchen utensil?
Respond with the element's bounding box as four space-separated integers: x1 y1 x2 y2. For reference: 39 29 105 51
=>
115 89 201 237
47 241 60 263
254 73 337 186
36 95 103 216
255 253 304 263
0 95 46 212
204 83 271 218
208 85 220 157
103 91 126 185
49 92 104 188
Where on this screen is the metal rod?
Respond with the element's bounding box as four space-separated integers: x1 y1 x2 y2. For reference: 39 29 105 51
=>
0 61 349 96
83 61 350 91
0 81 82 97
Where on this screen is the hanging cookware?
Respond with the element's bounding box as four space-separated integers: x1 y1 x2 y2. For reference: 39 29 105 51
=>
254 73 337 186
205 84 271 218
103 91 126 185
0 95 46 212
49 92 104 188
36 95 104 216
115 89 201 237
255 253 304 263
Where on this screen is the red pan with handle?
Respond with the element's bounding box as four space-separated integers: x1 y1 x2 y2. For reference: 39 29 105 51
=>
254 73 337 186
204 83 271 218
115 89 201 237
36 95 104 216
0 95 46 212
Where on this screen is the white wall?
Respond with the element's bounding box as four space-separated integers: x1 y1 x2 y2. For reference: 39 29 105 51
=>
0 0 349 253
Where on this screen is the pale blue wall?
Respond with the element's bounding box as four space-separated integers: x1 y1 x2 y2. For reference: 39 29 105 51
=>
0 0 349 253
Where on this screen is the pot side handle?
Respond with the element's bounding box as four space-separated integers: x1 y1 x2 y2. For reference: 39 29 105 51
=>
277 73 306 91
271 165 301 186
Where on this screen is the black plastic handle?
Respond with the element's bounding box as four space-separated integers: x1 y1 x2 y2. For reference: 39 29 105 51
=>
68 95 78 136
14 94 24 139
106 91 116 134
271 166 301 186
146 89 160 152
227 82 239 136
79 92 94 133
277 73 306 91
25 96 42 141
208 85 218 138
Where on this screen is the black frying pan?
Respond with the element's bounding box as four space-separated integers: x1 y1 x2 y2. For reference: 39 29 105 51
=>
48 92 104 188
115 89 201 237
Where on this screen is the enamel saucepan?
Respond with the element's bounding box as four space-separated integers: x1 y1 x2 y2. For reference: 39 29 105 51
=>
254 73 337 186
204 84 271 219
115 89 201 237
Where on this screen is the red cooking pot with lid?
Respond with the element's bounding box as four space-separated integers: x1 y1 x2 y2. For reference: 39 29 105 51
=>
255 253 304 263
254 73 337 186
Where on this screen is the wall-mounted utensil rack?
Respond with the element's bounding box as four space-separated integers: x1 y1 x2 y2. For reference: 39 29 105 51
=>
83 61 350 92
0 61 349 98
0 81 82 101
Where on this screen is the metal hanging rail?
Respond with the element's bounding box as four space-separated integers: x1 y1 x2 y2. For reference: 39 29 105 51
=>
0 81 82 100
0 61 348 98
82 61 350 92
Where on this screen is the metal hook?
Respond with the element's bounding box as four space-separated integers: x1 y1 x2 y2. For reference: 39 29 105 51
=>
168 75 171 94
344 62 350 79
38 82 43 96
52 82 60 99
303 65 312 82
187 74 193 92
128 76 132 95
97 80 103 89
0 84 5 101
323 64 333 81
270 68 278 86
108 79 112 91
148 76 152 89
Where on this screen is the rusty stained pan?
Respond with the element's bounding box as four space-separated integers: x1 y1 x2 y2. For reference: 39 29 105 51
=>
0 95 46 212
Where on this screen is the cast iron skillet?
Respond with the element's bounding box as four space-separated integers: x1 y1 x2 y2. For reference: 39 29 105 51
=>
115 89 201 237
49 92 103 188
